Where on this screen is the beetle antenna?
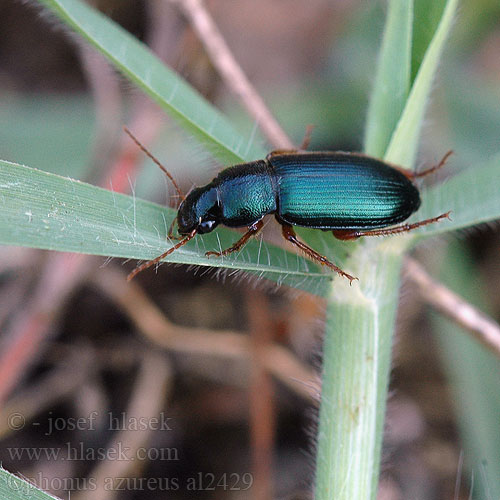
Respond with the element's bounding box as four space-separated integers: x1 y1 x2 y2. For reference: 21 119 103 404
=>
123 126 185 201
127 229 197 281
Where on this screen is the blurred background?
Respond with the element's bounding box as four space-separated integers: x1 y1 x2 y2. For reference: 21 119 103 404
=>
1 0 500 498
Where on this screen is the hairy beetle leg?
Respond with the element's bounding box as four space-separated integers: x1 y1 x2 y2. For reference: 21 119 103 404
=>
413 150 453 179
279 221 358 284
299 124 315 150
205 220 264 258
332 211 451 241
267 125 315 157
127 229 197 281
394 150 454 180
392 150 453 181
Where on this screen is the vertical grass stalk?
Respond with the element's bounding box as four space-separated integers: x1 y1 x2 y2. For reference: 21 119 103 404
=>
314 0 458 496
315 245 404 499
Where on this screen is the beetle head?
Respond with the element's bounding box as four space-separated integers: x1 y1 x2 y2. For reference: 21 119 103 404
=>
177 185 220 235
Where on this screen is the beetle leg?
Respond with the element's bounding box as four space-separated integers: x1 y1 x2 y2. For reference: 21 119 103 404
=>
127 229 197 281
331 229 360 240
299 124 315 150
393 150 454 180
332 211 451 240
279 221 358 284
412 150 453 179
267 125 315 158
205 220 264 258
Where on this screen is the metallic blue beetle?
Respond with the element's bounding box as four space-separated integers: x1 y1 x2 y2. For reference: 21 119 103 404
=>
125 128 450 282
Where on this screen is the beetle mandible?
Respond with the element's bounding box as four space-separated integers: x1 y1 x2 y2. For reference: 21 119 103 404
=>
124 127 450 283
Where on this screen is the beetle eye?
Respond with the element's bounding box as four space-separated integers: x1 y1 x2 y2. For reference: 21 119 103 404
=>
198 219 217 233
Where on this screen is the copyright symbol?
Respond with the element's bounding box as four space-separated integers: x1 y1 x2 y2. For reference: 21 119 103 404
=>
8 413 25 431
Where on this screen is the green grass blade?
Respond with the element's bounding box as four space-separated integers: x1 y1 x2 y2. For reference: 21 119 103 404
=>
411 0 446 82
364 0 413 157
432 242 500 500
35 0 265 165
385 0 458 167
0 468 59 500
414 153 500 238
0 160 329 295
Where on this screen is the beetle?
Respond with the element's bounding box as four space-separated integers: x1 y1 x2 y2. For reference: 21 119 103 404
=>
124 127 450 283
